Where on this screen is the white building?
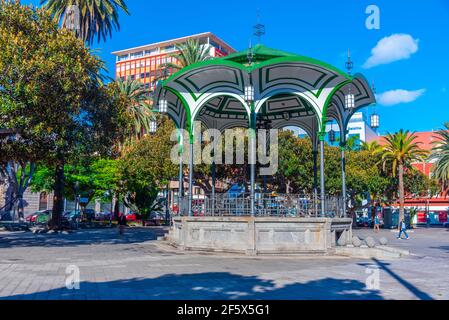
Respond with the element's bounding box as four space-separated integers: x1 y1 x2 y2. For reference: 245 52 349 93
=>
287 112 378 144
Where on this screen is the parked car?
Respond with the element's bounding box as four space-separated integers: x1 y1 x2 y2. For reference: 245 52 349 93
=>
144 212 166 226
36 210 52 224
83 209 96 221
62 210 81 222
356 216 373 228
95 211 113 221
26 212 40 223
26 210 51 224
125 212 138 222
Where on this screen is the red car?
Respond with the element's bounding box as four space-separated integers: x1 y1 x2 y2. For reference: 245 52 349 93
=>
125 212 138 222
26 210 50 223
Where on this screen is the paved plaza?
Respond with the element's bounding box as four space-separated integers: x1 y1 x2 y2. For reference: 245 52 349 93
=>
0 226 448 300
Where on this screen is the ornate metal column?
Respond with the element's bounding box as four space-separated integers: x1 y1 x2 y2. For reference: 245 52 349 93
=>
319 135 326 217
188 140 194 217
340 143 347 218
178 145 184 216
249 115 256 217
211 160 216 215
313 147 319 217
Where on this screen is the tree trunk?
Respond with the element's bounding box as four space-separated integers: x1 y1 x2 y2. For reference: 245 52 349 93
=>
286 180 291 195
51 157 65 229
398 163 405 227
113 194 120 221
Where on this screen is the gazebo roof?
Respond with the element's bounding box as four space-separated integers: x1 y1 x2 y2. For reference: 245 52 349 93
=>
155 44 376 145
223 44 297 64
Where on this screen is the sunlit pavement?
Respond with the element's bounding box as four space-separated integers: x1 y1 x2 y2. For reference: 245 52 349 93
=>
0 226 448 300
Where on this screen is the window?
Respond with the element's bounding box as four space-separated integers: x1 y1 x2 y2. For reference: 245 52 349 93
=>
118 54 129 62
39 193 48 211
164 45 176 52
130 51 143 59
145 48 159 55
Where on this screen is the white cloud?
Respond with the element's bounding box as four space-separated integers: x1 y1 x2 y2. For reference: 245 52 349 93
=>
363 34 419 68
376 89 426 106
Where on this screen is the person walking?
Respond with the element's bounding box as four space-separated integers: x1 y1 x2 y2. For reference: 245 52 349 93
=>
426 213 431 228
374 214 381 233
118 213 127 237
397 219 409 240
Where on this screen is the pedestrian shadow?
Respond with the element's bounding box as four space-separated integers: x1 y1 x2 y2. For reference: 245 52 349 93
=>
2 272 383 300
0 227 168 249
358 259 433 301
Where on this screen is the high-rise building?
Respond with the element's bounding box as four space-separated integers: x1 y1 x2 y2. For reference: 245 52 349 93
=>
112 32 236 94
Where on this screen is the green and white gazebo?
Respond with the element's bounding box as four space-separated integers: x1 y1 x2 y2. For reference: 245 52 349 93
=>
153 44 376 255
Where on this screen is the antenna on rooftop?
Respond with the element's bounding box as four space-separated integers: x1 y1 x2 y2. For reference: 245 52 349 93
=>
253 9 265 45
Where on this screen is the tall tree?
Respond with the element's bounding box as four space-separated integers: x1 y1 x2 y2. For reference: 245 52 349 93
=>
120 117 177 218
0 2 114 227
430 122 449 190
158 39 212 77
378 130 428 224
110 79 154 144
361 140 382 154
40 0 129 45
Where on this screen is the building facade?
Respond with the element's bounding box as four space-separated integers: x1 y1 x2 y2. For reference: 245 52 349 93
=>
112 32 235 94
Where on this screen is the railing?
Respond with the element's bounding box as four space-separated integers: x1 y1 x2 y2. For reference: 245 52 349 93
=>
178 193 346 218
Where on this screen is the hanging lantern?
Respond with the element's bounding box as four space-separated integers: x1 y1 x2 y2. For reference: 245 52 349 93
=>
149 120 157 133
245 85 254 102
370 113 380 129
159 98 168 113
328 129 336 143
345 93 355 110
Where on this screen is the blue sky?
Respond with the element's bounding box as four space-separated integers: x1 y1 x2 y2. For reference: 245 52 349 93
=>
25 0 449 134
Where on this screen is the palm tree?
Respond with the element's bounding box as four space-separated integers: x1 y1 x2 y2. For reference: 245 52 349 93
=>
378 130 428 224
40 0 129 45
157 38 212 79
430 122 449 189
361 140 382 154
113 79 154 143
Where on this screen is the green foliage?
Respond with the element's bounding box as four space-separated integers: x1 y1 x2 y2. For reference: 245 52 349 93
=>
31 158 120 203
431 122 449 189
120 117 177 215
158 39 212 79
41 0 130 45
274 131 314 193
0 2 111 165
379 129 429 176
109 79 154 145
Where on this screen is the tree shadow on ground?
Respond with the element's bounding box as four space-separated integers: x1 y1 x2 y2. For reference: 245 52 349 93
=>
358 259 433 301
3 272 383 300
0 227 168 249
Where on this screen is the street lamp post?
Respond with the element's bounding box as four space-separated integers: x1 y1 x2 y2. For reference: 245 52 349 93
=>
245 83 256 217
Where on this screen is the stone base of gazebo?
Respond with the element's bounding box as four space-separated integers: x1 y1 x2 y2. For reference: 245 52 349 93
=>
166 216 353 255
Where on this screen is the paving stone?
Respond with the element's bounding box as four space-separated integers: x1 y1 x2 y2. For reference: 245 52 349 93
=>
0 227 447 300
